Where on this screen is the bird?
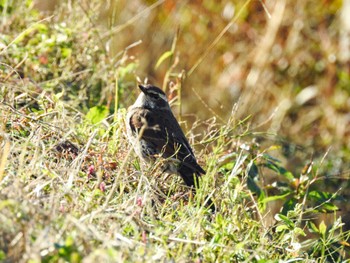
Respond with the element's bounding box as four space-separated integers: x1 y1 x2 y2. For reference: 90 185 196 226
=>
126 84 206 188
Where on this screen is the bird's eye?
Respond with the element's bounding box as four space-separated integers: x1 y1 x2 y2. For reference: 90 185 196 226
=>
149 93 159 100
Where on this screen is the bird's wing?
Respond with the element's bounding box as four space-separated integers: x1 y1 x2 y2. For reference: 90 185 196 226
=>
129 108 205 175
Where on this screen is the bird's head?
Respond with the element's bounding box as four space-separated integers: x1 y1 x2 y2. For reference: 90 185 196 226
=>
134 84 170 109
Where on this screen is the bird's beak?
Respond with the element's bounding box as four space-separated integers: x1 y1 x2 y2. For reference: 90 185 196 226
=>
138 85 146 93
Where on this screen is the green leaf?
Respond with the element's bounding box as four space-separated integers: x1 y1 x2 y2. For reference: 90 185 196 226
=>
216 213 223 225
308 190 327 200
263 160 294 181
319 221 327 236
309 190 341 202
274 213 288 222
274 213 294 228
294 227 306 236
222 162 234 170
85 105 108 124
321 202 339 212
155 51 173 69
276 225 289 232
262 192 291 203
261 153 281 163
308 190 340 212
308 221 319 233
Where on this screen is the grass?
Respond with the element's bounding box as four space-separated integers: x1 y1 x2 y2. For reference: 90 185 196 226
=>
1 0 350 262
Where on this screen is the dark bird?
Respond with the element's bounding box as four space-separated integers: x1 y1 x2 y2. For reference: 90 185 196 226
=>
126 84 205 187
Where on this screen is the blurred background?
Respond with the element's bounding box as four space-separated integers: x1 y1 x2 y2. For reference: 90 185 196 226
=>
31 0 349 160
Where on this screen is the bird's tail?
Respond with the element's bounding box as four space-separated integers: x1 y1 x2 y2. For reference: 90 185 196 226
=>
178 166 215 212
178 165 201 187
